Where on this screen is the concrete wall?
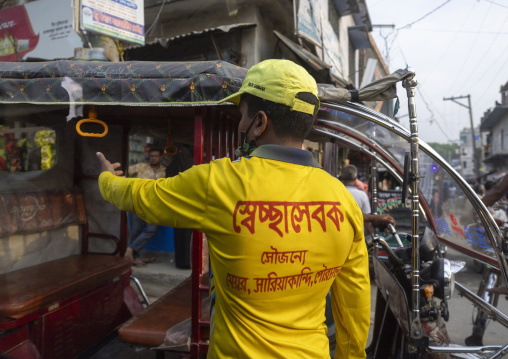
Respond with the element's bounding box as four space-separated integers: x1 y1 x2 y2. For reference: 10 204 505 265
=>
490 115 508 156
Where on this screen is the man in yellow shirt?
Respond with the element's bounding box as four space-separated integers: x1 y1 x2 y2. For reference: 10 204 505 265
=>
97 59 370 358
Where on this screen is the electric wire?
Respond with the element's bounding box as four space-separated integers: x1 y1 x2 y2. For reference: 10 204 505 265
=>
369 0 508 142
454 3 505 95
444 2 493 95
475 55 508 108
393 41 454 142
417 86 452 142
396 41 459 143
397 0 453 31
145 0 167 36
483 0 508 9
408 29 508 34
419 2 477 84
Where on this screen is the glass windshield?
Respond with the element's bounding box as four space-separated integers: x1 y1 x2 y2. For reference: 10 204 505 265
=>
316 102 501 265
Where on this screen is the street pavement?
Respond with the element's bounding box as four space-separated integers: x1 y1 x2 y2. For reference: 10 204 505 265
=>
442 248 508 347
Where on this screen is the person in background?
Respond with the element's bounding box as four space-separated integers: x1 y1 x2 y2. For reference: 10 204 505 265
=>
429 189 443 218
125 147 166 266
97 59 370 358
340 164 395 236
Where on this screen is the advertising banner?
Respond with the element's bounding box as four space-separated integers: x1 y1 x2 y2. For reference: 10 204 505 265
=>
81 0 144 45
297 0 322 47
321 19 344 80
0 0 83 62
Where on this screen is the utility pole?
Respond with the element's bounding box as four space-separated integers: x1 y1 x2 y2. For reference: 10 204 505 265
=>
443 94 480 177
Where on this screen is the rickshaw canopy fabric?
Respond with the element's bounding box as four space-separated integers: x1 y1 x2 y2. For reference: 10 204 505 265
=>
0 60 246 106
0 60 414 107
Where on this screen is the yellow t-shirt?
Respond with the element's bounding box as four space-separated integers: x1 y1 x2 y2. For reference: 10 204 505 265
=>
99 145 370 359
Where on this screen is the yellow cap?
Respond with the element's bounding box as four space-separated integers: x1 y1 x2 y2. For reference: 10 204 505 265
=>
218 59 319 115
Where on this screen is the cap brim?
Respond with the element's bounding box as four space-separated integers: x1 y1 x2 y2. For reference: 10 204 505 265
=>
217 90 244 106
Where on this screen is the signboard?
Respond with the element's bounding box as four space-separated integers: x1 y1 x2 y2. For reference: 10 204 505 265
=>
81 0 145 45
321 19 344 79
376 190 410 215
0 0 83 61
297 0 322 47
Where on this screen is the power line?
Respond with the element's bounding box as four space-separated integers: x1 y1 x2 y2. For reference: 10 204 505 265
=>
444 1 493 95
395 43 457 142
408 29 508 35
417 86 452 142
484 0 508 9
397 0 453 30
459 15 508 101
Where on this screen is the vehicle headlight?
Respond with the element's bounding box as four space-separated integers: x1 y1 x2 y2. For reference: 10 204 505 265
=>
443 258 454 300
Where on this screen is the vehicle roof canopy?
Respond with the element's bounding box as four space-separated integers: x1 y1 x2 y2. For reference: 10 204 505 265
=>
0 60 245 106
0 60 413 106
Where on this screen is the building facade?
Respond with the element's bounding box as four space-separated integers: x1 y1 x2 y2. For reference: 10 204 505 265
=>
480 81 508 174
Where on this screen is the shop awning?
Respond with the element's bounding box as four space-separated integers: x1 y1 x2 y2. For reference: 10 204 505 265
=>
127 23 257 49
273 30 351 88
348 25 370 50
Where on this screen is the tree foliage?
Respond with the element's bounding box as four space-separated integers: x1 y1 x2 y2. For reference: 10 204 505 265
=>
427 142 460 161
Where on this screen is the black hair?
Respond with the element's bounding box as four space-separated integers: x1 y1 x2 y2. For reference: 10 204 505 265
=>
149 147 163 155
243 92 319 141
341 165 358 181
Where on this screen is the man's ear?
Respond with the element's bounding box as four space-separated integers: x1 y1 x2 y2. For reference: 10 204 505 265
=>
252 111 268 137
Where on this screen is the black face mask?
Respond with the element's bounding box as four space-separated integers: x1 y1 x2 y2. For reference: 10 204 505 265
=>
235 114 258 157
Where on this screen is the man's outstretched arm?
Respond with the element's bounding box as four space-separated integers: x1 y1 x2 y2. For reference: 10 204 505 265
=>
482 175 508 208
96 152 207 229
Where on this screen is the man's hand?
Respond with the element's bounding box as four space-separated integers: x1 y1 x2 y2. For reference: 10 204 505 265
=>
96 152 124 176
363 213 396 231
375 214 396 227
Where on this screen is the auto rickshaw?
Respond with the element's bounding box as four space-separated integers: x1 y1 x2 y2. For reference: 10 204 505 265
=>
0 60 506 358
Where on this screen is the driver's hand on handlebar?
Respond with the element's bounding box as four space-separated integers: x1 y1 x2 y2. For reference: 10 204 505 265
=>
371 214 396 231
96 152 124 176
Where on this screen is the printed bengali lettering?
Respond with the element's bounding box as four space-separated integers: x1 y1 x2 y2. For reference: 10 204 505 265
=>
253 267 314 293
314 265 342 284
226 273 249 293
233 201 344 237
260 246 307 265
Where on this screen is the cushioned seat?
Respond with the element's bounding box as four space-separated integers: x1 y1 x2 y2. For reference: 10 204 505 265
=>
119 276 194 347
0 254 131 320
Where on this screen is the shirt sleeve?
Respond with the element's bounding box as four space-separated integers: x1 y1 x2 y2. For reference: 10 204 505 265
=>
331 206 371 359
98 164 210 230
128 163 139 177
362 192 371 215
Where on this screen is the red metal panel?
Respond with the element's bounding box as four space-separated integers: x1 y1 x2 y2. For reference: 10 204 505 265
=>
205 109 213 164
5 340 41 359
0 324 33 356
190 107 239 358
34 275 129 359
224 115 230 159
192 109 205 358
217 111 224 159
